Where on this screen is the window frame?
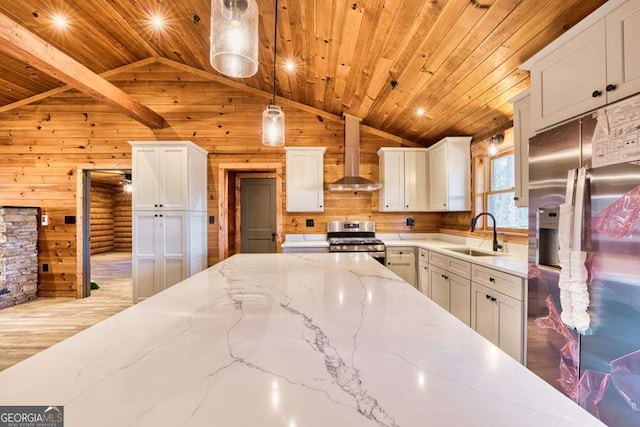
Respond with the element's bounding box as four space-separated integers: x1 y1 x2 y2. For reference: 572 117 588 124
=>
480 148 526 233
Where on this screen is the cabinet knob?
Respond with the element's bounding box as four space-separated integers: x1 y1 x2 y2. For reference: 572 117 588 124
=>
386 205 389 208
592 90 602 98
387 262 391 266
489 277 495 282
159 214 163 217
513 196 519 201
606 84 617 92
486 294 491 299
154 204 158 207
319 205 322 208
406 205 409 208
159 204 163 207
491 297 497 302
154 214 158 217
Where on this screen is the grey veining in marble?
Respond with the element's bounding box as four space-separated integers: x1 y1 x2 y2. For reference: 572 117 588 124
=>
0 254 600 426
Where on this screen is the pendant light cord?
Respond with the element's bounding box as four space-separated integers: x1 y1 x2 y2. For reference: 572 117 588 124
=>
272 0 278 105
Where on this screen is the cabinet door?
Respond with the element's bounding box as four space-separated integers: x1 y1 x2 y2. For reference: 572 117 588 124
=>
286 148 325 212
379 150 405 211
159 147 188 210
428 143 448 211
132 212 161 303
606 0 640 102
160 212 187 290
132 147 161 210
471 282 496 344
418 261 430 296
429 265 449 310
530 20 607 131
513 93 531 207
404 151 428 211
449 274 471 326
496 293 524 362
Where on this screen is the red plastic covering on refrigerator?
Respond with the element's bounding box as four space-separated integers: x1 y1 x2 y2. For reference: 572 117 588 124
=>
591 184 640 238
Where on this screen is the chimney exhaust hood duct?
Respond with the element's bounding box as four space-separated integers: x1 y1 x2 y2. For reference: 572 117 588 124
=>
328 114 382 192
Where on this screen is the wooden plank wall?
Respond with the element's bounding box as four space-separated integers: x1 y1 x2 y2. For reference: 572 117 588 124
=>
0 61 446 297
90 182 115 255
113 191 132 252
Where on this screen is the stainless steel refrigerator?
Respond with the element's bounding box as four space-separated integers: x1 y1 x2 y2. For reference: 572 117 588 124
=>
527 93 640 426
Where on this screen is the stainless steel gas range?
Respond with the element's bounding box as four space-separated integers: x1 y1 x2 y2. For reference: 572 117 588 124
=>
327 220 385 264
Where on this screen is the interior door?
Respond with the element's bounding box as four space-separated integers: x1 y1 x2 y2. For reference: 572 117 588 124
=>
241 178 276 253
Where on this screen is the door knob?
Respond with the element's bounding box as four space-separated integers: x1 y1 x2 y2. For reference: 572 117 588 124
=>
271 233 276 242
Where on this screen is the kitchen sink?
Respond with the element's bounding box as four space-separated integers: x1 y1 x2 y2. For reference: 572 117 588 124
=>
445 248 498 257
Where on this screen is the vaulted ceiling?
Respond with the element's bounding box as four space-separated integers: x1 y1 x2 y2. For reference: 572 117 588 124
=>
0 0 606 145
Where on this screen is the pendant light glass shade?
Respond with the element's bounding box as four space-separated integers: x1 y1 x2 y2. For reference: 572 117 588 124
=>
210 0 259 78
262 105 285 146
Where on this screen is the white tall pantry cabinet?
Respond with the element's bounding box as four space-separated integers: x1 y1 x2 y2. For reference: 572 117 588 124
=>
130 141 208 303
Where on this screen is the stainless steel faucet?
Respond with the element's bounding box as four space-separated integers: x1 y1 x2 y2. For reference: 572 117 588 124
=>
471 212 502 252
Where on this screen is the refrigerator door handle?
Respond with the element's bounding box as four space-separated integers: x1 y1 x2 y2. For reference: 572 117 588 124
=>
574 167 587 251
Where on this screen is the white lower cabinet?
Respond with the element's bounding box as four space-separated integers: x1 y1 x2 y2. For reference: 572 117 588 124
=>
417 249 429 295
471 265 525 362
133 211 206 303
426 253 471 326
386 247 417 287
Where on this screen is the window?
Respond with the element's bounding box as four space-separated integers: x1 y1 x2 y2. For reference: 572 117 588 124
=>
485 151 527 229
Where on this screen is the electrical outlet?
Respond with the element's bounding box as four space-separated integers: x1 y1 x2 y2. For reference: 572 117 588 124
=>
42 263 49 272
306 219 314 227
41 214 49 226
406 217 415 227
209 216 215 224
64 215 76 224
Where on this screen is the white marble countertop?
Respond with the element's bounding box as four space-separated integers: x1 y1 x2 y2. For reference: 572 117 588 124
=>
281 234 329 248
0 254 598 426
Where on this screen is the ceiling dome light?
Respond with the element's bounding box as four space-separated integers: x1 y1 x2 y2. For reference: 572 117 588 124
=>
416 107 425 116
149 13 166 30
284 59 296 72
210 0 259 78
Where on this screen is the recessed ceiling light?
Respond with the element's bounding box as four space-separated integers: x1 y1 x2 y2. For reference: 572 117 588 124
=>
284 59 296 72
51 13 69 29
149 13 166 30
416 107 426 116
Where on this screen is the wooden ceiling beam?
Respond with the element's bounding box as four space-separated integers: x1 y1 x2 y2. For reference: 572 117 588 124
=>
0 13 167 129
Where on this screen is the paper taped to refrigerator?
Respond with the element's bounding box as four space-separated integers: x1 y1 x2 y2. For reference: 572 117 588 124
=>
592 94 640 168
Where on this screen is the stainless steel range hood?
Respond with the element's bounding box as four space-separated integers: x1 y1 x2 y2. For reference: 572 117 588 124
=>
328 114 382 192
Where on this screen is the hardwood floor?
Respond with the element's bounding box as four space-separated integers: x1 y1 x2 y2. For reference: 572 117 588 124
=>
0 252 132 372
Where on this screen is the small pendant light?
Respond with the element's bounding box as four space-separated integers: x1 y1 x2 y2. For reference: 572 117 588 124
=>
210 0 259 78
262 0 285 146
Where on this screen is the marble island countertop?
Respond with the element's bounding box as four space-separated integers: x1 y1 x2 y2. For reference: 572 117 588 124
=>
0 254 599 427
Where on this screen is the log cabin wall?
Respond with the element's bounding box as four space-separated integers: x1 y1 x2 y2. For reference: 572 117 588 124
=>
0 60 447 297
89 182 115 255
113 191 132 252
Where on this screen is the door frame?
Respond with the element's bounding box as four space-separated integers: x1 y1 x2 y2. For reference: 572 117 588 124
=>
76 162 130 298
217 163 283 261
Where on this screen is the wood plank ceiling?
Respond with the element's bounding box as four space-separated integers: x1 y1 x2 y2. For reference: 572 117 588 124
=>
0 0 606 145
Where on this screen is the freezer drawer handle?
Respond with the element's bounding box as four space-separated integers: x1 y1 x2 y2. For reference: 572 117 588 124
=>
592 90 602 98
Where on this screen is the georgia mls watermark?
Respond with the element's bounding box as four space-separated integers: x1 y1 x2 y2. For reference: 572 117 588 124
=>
0 406 63 427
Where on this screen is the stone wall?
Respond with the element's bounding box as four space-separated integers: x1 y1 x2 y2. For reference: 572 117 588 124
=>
0 207 38 309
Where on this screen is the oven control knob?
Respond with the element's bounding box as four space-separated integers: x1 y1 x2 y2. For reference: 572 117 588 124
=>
341 245 348 251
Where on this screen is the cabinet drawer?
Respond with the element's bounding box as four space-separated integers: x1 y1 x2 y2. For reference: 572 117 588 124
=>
419 248 428 262
386 247 415 260
446 256 471 280
472 265 524 301
428 251 447 268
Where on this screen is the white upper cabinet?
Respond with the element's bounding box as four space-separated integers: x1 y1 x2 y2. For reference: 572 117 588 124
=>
527 0 640 131
606 0 640 102
130 141 208 211
511 91 532 207
378 148 428 212
427 137 471 212
285 147 326 212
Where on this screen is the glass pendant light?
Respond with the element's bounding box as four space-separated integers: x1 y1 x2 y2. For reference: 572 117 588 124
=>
262 0 285 147
210 0 258 78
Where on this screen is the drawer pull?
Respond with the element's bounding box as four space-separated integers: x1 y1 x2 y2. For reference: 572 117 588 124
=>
606 84 617 92
592 90 602 98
